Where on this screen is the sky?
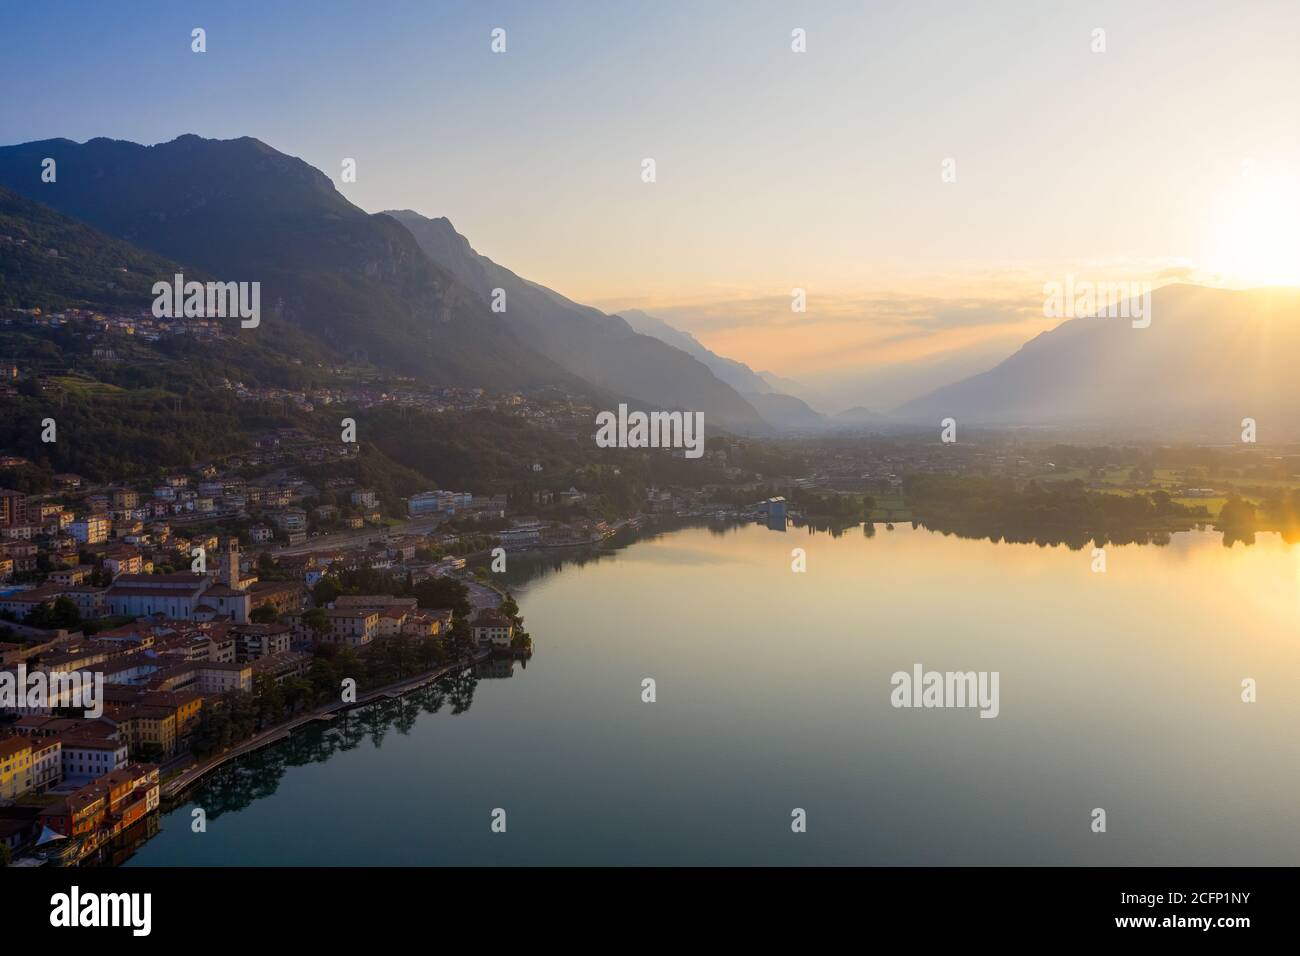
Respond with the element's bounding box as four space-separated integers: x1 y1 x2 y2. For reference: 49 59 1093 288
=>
3 0 1299 408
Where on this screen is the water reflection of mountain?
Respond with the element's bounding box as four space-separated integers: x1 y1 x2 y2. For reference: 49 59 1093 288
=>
178 672 481 823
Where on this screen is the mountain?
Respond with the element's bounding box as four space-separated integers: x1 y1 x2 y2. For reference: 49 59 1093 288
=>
754 371 832 413
617 308 771 393
383 210 766 430
830 406 892 427
741 391 826 429
615 307 843 428
0 184 184 311
896 284 1300 432
0 136 586 392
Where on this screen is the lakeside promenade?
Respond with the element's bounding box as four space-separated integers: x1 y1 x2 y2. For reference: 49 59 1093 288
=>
161 647 493 803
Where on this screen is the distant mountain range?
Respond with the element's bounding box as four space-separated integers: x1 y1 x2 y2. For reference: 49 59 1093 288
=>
382 211 765 430
896 284 1300 431
5 137 1297 438
614 308 830 428
0 135 820 431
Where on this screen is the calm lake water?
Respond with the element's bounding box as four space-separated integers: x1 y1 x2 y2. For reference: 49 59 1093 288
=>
125 521 1300 865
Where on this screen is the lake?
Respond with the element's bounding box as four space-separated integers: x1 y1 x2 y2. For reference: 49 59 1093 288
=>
125 520 1300 865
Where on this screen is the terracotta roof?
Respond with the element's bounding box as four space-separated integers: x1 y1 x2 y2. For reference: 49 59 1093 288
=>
0 735 33 759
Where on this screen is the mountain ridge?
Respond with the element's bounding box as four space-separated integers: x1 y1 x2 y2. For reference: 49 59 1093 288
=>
382 209 769 430
896 283 1300 431
0 135 591 394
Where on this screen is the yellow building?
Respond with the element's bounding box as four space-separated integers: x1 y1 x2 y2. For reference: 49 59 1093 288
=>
0 736 34 800
114 706 179 758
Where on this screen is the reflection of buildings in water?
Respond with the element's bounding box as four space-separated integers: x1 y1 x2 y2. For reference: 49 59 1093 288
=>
80 661 499 864
475 659 515 680
98 813 162 867
63 812 162 868
759 497 787 532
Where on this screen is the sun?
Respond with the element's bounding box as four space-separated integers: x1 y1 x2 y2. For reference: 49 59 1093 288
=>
1204 164 1300 287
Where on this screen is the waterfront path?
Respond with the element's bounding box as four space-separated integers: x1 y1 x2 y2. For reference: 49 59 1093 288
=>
161 647 492 802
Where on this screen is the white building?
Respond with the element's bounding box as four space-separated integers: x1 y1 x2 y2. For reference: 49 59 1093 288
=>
105 571 250 623
70 514 110 544
472 609 514 648
60 735 129 783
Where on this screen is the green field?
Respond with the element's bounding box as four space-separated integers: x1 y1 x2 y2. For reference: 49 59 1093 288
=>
48 375 126 397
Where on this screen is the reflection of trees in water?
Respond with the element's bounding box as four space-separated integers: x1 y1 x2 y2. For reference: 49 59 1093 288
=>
908 518 1182 549
501 518 750 588
446 671 479 714
703 519 748 538
1221 529 1257 548
183 673 478 821
502 550 609 588
497 514 1222 565
794 518 859 538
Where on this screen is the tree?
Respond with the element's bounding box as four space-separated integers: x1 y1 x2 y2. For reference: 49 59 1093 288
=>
311 577 341 606
308 655 339 702
334 647 366 693
253 673 285 726
24 596 80 629
250 603 279 624
447 616 475 658
413 576 470 617
301 607 328 640
499 595 521 624
256 551 283 580
1217 496 1257 531
282 677 313 715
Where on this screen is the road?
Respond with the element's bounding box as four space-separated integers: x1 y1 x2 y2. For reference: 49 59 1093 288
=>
271 517 446 556
162 647 492 801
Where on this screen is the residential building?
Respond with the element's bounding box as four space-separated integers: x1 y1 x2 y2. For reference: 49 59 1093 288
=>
30 737 63 791
60 733 129 783
246 579 304 616
350 488 378 508
322 608 380 647
70 514 110 544
231 623 292 660
0 489 25 530
472 609 515 648
269 507 307 533
0 736 34 799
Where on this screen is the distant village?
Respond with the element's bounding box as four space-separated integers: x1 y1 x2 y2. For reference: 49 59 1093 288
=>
0 305 603 438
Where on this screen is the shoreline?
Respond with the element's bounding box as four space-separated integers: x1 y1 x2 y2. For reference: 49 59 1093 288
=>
159 646 493 805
